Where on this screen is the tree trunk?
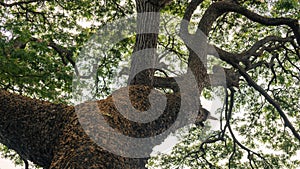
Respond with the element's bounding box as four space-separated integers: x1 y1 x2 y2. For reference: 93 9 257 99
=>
0 89 150 169
0 90 69 168
0 1 210 168
0 85 203 168
128 0 160 86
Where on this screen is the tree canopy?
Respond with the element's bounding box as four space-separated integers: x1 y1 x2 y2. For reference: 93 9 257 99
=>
0 0 299 168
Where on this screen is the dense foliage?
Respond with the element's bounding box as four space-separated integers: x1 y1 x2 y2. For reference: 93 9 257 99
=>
0 0 299 168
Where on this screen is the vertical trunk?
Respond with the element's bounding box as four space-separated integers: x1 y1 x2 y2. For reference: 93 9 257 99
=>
128 0 161 86
127 2 162 167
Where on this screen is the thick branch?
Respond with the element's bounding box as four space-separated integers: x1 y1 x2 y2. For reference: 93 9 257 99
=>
198 1 300 44
241 36 295 61
0 90 71 168
207 34 300 140
180 0 211 93
180 0 204 35
1 85 213 168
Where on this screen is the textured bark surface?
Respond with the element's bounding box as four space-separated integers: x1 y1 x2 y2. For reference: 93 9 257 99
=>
0 85 205 168
1 0 298 168
129 0 160 86
0 89 70 168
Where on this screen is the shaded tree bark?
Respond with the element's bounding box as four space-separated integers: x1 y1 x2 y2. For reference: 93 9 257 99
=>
0 0 299 168
0 85 204 168
128 0 161 86
0 90 70 168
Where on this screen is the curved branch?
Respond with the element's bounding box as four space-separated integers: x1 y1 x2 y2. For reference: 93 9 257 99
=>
180 0 204 35
241 36 295 60
229 62 300 142
226 89 271 167
197 0 300 44
208 35 296 71
208 37 296 75
29 37 79 76
207 35 300 141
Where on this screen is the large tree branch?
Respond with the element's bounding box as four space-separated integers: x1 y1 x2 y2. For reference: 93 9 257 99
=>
179 0 298 95
182 1 300 64
207 37 300 141
208 35 297 71
180 0 204 35
0 90 71 168
197 0 300 44
180 3 299 141
1 84 214 168
240 36 295 59
179 0 213 93
0 89 150 169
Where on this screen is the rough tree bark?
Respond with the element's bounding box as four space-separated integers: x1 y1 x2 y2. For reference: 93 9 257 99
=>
0 0 299 168
128 0 160 86
0 84 204 169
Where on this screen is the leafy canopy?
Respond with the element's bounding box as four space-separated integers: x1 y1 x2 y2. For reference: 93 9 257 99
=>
0 0 299 168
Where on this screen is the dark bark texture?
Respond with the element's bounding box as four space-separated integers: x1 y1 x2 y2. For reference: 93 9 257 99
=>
0 0 299 168
0 85 204 168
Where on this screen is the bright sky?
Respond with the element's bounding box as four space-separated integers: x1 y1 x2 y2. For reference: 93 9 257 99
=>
0 158 22 169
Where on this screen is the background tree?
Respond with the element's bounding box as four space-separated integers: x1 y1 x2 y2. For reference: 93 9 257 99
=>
0 0 299 168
